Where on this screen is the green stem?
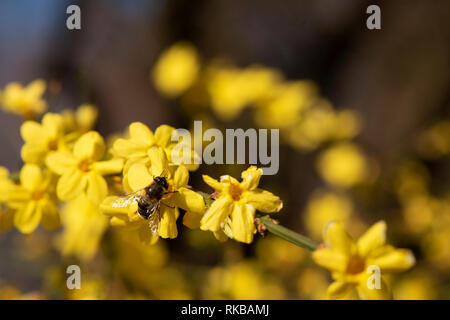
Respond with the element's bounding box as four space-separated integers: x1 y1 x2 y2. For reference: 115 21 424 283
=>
259 215 319 251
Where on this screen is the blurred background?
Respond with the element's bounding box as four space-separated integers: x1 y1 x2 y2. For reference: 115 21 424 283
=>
0 0 449 299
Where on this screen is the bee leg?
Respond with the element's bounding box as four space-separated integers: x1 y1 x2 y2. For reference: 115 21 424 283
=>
161 202 176 209
164 190 178 194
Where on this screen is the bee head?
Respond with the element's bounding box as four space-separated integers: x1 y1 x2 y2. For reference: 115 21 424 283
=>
154 176 169 190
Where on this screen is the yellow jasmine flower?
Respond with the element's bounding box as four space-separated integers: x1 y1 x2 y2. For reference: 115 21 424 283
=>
152 42 200 97
254 80 318 129
0 79 47 119
206 64 282 121
288 101 361 151
101 147 205 241
46 131 123 204
20 112 67 164
312 221 415 300
62 104 99 140
316 142 370 188
113 122 198 171
6 164 60 234
57 195 108 261
200 166 283 244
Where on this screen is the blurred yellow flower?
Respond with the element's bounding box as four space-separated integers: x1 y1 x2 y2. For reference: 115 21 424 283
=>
394 271 436 300
288 101 361 150
0 79 47 119
256 235 306 270
416 120 450 158
203 262 285 299
6 164 60 234
254 80 318 129
62 104 98 140
101 147 205 241
317 142 370 188
206 64 282 121
312 221 415 300
296 268 329 300
152 42 200 97
57 195 108 261
304 191 354 239
20 113 66 164
46 131 123 204
200 166 283 244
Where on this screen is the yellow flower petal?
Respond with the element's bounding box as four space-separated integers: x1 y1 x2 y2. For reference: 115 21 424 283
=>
91 158 123 175
147 147 169 177
323 221 356 255
21 121 46 142
213 230 229 242
110 216 128 227
357 221 386 258
240 166 262 190
200 195 234 232
356 275 392 300
368 249 416 273
73 131 105 161
154 124 175 148
230 203 255 244
21 143 46 164
170 164 189 189
20 164 42 191
127 162 153 191
312 248 348 273
56 169 87 201
243 188 283 213
27 79 46 97
202 174 223 191
113 139 148 158
182 211 203 229
14 201 40 234
129 122 156 145
327 281 354 299
41 113 64 138
46 151 77 175
86 172 108 204
159 206 178 239
165 187 205 213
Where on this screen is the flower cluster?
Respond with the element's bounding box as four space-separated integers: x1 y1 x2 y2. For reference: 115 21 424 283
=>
152 42 361 152
0 74 418 301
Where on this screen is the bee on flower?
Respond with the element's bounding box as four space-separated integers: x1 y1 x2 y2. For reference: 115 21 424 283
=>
101 147 205 242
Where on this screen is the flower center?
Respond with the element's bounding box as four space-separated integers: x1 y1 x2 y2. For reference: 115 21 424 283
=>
48 139 58 151
229 184 242 201
78 159 91 172
31 191 45 201
346 256 365 274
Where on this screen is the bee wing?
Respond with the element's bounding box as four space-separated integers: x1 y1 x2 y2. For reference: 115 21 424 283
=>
110 189 145 208
147 200 161 237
